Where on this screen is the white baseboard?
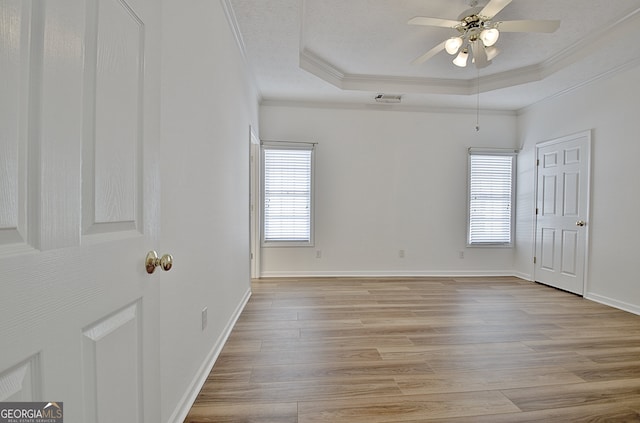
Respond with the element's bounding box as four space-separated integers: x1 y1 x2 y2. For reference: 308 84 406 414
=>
168 287 252 423
512 271 532 281
260 270 519 278
585 292 640 316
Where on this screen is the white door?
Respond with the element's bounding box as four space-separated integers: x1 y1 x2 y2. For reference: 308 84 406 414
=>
0 0 161 422
534 131 591 295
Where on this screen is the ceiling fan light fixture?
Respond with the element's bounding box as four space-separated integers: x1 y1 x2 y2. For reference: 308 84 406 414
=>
408 0 561 69
444 37 464 55
479 27 499 47
485 46 499 60
453 49 469 67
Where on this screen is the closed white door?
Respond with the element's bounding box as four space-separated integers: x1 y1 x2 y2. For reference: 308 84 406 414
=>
0 0 161 422
534 131 591 295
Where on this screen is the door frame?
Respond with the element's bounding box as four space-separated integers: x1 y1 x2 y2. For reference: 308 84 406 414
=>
249 126 260 279
533 129 592 295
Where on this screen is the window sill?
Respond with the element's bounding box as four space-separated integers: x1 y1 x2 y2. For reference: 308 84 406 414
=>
262 241 314 248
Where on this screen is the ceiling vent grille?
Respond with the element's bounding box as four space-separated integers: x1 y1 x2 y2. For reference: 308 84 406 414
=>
374 94 402 104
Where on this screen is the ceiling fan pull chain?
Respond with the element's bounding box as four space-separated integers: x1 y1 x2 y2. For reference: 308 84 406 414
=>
475 69 480 131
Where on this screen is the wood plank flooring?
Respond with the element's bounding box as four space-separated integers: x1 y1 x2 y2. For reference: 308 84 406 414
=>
184 277 640 422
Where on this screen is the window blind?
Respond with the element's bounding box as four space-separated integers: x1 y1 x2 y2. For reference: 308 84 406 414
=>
263 146 313 244
468 153 515 245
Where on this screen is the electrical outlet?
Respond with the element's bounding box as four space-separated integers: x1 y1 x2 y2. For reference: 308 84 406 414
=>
459 251 465 259
398 249 405 258
201 307 208 331
316 250 322 259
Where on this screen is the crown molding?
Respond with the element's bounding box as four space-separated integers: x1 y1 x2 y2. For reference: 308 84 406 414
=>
542 6 640 77
220 0 247 62
298 48 345 88
260 98 517 116
517 54 640 115
221 0 264 101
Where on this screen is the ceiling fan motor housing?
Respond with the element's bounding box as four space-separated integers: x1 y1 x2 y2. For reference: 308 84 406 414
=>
457 12 495 38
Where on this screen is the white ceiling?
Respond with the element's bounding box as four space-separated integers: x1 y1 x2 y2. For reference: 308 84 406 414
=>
227 0 640 111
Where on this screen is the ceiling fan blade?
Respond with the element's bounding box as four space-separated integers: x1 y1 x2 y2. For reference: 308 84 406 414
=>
411 41 446 65
479 0 512 19
408 16 460 28
497 19 561 33
471 40 490 69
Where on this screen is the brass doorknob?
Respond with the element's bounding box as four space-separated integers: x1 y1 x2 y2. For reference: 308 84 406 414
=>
576 220 586 227
145 251 173 274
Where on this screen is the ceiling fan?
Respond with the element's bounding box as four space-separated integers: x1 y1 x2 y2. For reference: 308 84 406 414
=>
409 0 560 68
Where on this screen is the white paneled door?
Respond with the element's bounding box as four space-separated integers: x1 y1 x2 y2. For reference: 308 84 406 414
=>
535 131 591 295
0 0 161 422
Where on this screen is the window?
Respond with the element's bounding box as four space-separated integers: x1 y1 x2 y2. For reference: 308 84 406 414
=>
467 149 516 246
261 142 314 246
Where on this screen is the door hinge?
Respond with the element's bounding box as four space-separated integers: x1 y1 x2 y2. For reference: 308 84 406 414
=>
536 159 540 166
535 208 539 215
533 256 537 264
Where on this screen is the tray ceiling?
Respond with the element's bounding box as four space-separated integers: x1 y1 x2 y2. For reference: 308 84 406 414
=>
228 0 640 110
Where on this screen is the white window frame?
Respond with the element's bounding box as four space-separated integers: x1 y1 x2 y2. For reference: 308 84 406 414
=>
467 148 517 247
261 141 315 247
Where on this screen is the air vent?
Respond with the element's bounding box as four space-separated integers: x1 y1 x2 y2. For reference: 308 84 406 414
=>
374 94 402 104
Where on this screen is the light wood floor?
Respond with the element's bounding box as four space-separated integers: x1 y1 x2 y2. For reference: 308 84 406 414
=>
184 277 640 422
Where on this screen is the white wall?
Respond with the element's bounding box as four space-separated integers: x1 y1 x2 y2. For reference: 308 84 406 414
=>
515 64 640 313
259 104 517 277
160 1 258 421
